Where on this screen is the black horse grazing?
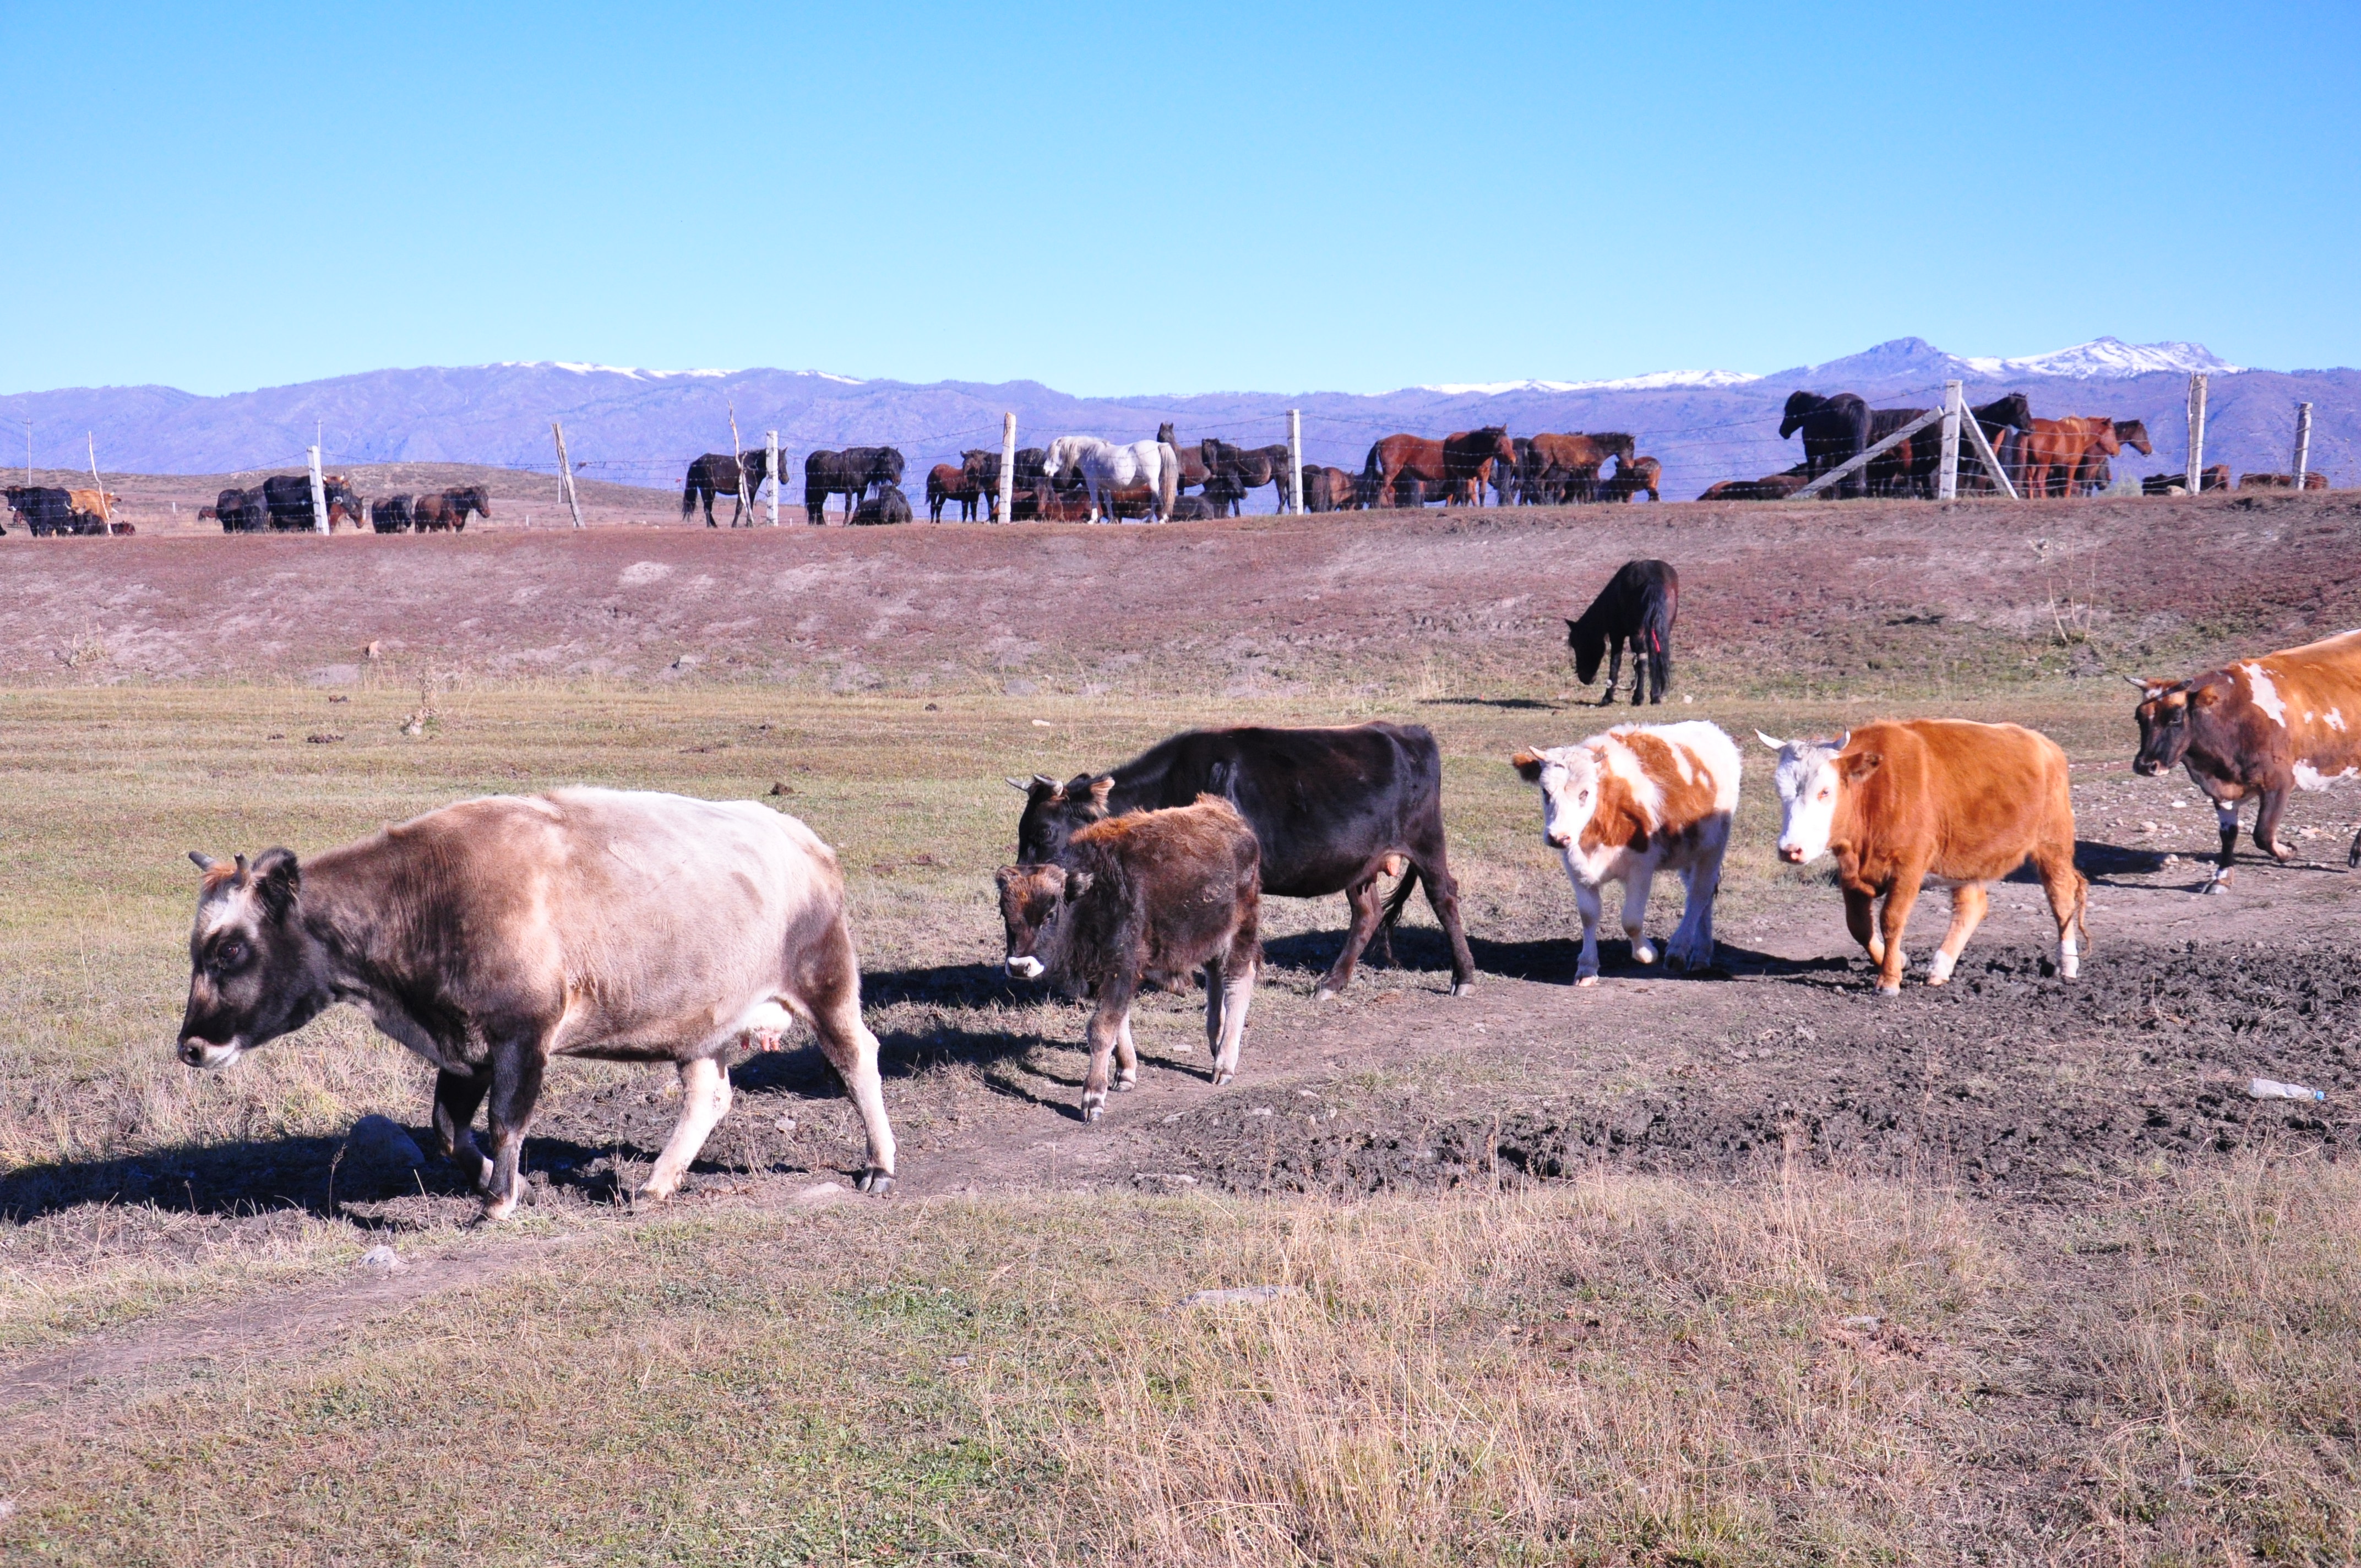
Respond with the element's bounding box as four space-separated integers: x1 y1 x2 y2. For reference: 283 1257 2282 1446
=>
1566 559 1679 705
371 494 413 533
681 451 769 526
1778 391 1870 498
803 447 905 524
1011 722 1477 1000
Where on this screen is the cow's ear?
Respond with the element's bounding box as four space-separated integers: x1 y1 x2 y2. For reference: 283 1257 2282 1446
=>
249 847 301 919
1086 776 1113 809
2188 684 2220 710
1510 748 1546 782
1841 752 1883 782
1063 870 1094 901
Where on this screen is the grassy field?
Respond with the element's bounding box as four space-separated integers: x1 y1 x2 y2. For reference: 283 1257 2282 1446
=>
3 674 2359 1562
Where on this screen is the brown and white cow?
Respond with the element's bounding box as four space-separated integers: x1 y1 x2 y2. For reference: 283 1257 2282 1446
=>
997 795 1261 1121
1763 721 2086 994
179 788 897 1218
1511 722 1739 986
2131 629 2361 886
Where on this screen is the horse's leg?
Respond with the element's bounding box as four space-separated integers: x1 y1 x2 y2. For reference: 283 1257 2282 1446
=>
1602 636 1622 705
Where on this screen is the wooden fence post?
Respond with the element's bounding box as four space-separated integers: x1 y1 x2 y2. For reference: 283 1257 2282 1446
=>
1936 380 1962 501
308 444 329 535
552 422 585 529
766 431 781 526
997 412 1016 525
1287 409 1304 514
2292 402 2314 491
2186 373 2208 493
87 432 114 532
727 402 750 524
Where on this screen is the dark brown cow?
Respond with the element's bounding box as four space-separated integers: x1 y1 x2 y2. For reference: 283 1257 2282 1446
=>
2142 465 2232 496
2131 630 2361 886
177 788 898 1219
2239 471 2331 491
997 796 1261 1121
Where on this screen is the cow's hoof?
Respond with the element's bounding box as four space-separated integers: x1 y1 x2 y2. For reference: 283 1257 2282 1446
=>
1630 943 1658 966
1873 982 1902 997
1314 986 1339 1003
1212 1069 1235 1087
1116 1075 1136 1092
855 1169 895 1196
1450 981 1476 997
1081 1099 1105 1123
1575 973 1600 989
2203 878 2231 895
479 1194 521 1223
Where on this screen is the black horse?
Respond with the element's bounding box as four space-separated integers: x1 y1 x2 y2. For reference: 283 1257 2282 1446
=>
371 494 413 533
1566 559 1678 705
260 473 363 531
1778 391 1870 498
850 483 913 525
803 447 905 524
681 451 770 526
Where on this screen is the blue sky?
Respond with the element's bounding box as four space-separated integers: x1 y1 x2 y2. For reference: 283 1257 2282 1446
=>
4 2 2355 396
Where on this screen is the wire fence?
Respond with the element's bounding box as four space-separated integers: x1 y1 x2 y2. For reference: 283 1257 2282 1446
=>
9 378 2343 530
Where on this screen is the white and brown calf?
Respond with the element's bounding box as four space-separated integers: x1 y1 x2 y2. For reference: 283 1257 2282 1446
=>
1510 721 1740 986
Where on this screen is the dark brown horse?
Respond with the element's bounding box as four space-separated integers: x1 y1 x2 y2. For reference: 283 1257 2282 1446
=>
1156 424 1212 493
413 486 492 532
1201 437 1294 512
681 451 766 526
925 464 981 522
1302 465 1361 513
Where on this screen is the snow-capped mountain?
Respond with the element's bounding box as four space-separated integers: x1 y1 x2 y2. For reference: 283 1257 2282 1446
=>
1 339 2345 494
1959 338 2242 379
1423 369 1762 396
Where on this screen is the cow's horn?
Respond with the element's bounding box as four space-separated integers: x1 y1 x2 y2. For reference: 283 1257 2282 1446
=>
2121 673 2152 690
1031 774 1059 790
1754 729 1788 750
188 850 217 872
233 853 249 876
1834 731 1851 751
1003 777 1031 793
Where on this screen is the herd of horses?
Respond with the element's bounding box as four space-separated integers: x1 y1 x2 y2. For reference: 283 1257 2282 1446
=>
198 477 491 533
1707 390 2158 502
674 423 1669 527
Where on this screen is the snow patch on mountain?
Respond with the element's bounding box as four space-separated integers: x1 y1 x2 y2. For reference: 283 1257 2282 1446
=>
1423 369 1762 396
1958 337 2240 379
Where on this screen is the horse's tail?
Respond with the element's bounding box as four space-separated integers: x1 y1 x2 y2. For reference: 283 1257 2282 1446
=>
680 471 698 520
1158 442 1179 520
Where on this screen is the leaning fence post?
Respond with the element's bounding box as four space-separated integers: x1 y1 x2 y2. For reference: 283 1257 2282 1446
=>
1936 380 1962 501
997 412 1017 524
766 430 781 525
308 444 330 535
2292 402 2314 491
86 432 115 532
2186 373 2208 493
1287 409 1304 515
552 422 585 529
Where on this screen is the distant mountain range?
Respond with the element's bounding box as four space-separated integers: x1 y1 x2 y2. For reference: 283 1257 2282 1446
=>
3 339 2347 497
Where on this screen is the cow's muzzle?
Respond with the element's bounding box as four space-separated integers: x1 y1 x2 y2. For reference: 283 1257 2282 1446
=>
1004 956 1044 981
1544 832 1571 850
2132 757 2161 776
1778 844 1807 864
178 1036 242 1070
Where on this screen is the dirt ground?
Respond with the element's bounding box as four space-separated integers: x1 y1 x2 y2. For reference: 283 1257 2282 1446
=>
5 489 2361 1559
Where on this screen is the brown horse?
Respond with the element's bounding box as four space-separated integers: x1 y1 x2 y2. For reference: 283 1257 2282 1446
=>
1601 455 1662 502
1201 437 1294 512
925 464 981 522
1524 432 1635 503
1362 427 1516 507
1302 465 1361 513
2079 420 2152 495
1156 424 1212 492
2019 417 2121 499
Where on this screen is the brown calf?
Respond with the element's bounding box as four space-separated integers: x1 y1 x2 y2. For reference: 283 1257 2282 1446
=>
997 796 1261 1121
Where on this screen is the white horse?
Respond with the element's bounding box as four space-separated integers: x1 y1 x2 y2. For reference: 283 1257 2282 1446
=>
1041 435 1182 524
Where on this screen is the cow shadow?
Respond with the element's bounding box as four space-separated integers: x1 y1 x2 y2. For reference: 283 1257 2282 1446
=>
1263 925 1848 990
1417 696 1562 711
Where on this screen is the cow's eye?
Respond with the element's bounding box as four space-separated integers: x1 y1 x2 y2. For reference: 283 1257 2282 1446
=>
214 939 248 971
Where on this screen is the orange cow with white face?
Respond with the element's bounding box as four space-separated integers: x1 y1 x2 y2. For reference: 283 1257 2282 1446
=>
1763 721 2086 995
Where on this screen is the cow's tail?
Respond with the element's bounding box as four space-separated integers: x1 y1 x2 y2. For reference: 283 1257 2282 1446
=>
1158 442 1180 521
1376 861 1421 940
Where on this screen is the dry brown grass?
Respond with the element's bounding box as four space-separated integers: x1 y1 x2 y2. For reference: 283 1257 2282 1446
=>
6 1159 2358 1563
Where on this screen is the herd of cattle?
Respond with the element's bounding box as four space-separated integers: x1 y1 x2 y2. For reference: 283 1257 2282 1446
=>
170 537 2361 1214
